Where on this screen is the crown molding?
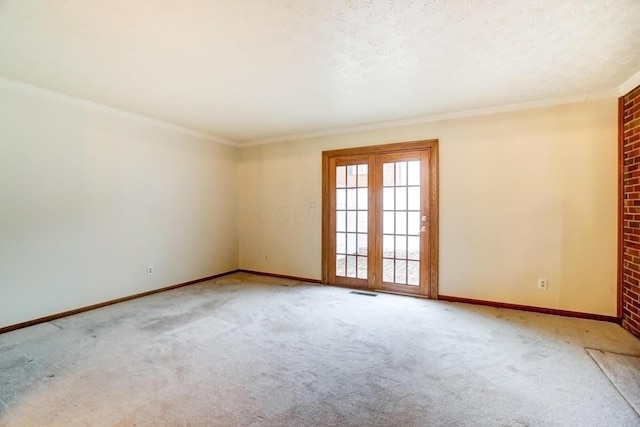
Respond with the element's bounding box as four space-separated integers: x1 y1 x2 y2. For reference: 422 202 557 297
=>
2 73 628 148
0 76 237 146
240 89 619 147
619 69 640 96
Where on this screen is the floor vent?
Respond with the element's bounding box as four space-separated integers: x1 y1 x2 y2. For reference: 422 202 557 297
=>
350 291 377 297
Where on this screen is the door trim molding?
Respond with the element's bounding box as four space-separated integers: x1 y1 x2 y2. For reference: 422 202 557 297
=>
322 139 439 158
322 139 439 298
617 96 624 319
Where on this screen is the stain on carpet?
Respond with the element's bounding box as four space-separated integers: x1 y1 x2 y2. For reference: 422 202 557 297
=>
162 316 239 345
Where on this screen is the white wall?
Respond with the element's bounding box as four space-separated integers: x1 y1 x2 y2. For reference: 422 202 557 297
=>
238 98 618 316
0 85 238 328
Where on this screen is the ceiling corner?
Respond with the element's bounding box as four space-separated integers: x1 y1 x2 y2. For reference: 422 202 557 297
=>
0 75 238 147
619 69 640 96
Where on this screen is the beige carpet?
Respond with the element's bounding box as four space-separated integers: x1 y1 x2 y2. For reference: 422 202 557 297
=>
587 349 640 416
1 272 640 426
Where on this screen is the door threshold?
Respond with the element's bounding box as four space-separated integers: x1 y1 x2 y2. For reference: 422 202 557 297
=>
374 289 432 299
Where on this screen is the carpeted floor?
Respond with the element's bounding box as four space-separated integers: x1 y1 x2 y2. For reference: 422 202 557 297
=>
1 272 640 426
587 349 640 417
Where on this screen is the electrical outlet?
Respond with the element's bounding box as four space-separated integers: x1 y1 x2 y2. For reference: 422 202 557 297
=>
537 277 548 290
147 266 154 275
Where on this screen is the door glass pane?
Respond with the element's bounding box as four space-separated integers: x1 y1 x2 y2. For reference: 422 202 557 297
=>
383 234 394 258
395 212 407 235
383 188 394 210
383 211 394 234
357 256 367 279
336 189 346 210
407 261 419 285
395 187 407 210
336 166 346 188
346 255 357 277
336 255 346 276
407 161 420 186
395 260 407 283
357 164 368 187
346 233 357 254
336 233 346 254
383 258 394 282
346 188 357 209
407 212 420 235
395 235 407 259
346 211 357 232
395 162 407 186
357 233 368 255
358 211 368 233
346 167 357 188
383 163 395 186
336 211 346 232
407 187 420 210
357 188 368 210
408 236 420 260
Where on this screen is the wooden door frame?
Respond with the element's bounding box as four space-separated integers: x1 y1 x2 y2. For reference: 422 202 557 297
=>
322 139 439 298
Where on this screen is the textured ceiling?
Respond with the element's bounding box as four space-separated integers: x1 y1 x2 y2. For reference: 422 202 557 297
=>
0 0 639 144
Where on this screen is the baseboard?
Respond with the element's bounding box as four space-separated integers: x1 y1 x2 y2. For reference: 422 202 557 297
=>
237 269 322 284
4 273 618 335
438 295 621 323
0 270 239 335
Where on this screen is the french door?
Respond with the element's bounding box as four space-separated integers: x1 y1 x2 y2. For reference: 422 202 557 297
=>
322 140 439 298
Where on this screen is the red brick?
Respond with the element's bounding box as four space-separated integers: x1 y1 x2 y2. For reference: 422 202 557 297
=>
625 128 640 139
621 85 640 336
626 248 640 257
627 134 640 145
626 102 640 117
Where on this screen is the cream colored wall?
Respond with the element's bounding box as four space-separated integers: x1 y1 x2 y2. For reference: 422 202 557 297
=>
0 86 238 328
238 98 618 316
0 85 618 326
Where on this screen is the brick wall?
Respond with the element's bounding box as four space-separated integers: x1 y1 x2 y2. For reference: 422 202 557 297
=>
621 84 640 338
